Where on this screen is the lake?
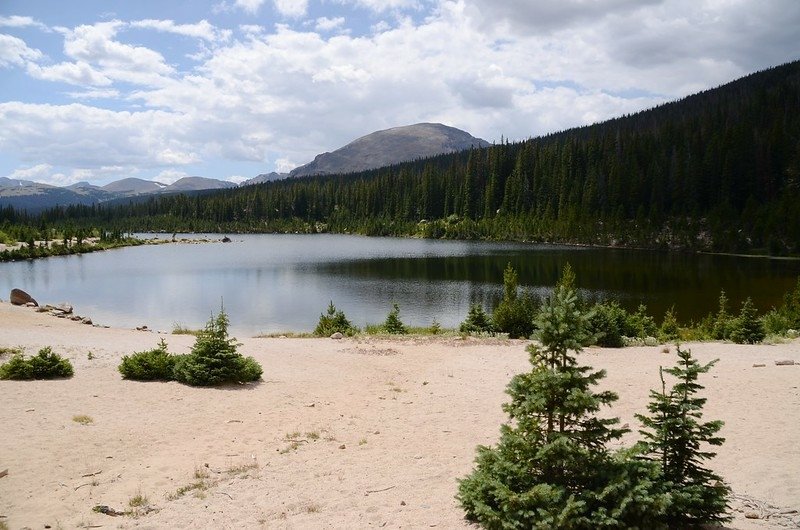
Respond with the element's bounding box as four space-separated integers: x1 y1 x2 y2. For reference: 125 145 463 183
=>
2 234 799 336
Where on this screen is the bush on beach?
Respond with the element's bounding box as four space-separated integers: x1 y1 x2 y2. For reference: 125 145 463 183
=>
0 347 73 380
314 301 358 337
118 309 262 386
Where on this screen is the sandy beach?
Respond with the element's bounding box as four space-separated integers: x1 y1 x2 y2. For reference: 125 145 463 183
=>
1 301 798 529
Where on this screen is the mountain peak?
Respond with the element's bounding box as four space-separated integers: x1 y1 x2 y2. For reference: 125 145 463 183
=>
290 123 489 178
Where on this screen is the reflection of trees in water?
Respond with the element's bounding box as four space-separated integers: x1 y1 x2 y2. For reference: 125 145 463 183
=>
312 248 800 322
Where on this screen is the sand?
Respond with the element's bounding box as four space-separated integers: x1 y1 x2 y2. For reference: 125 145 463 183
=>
0 301 798 529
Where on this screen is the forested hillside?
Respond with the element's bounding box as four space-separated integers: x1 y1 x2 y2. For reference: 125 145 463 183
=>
4 61 800 255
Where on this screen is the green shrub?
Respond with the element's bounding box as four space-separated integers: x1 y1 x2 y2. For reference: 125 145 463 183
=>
659 306 680 342
459 303 494 335
382 303 407 335
762 308 792 336
118 339 176 381
491 263 538 338
711 290 733 340
625 303 658 339
0 347 73 380
589 300 628 347
173 309 263 386
729 298 765 344
314 301 358 337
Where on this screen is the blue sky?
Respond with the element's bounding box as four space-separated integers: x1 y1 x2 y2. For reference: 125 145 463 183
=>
1 0 798 186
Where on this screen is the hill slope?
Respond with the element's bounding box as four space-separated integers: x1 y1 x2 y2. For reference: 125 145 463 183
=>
6 61 800 255
290 123 490 177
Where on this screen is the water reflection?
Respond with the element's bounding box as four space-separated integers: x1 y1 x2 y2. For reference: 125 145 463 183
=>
1 234 797 335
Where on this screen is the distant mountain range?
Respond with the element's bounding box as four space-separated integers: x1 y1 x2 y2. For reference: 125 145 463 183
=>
0 175 237 212
0 122 487 212
290 123 490 177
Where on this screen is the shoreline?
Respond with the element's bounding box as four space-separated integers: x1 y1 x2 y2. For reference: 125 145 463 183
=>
4 230 798 264
1 301 798 528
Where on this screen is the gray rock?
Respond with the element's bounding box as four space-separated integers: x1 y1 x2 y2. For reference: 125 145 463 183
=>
81 317 93 325
44 303 73 314
330 332 344 340
10 288 37 306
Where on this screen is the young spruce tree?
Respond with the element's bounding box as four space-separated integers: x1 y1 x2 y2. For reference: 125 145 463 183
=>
458 267 666 529
173 308 262 386
636 346 730 527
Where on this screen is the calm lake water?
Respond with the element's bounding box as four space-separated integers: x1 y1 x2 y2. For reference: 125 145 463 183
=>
2 234 799 336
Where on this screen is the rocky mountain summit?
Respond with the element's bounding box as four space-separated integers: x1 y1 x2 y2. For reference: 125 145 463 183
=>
290 123 490 178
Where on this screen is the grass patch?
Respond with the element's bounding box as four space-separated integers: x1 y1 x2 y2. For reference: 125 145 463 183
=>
0 346 24 358
172 324 200 336
278 429 327 453
226 462 259 476
72 414 93 425
129 492 149 508
168 480 211 501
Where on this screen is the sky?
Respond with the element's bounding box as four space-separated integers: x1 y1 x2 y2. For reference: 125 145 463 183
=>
0 1 798 187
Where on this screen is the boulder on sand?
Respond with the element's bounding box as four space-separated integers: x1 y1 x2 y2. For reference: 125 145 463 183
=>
10 289 37 307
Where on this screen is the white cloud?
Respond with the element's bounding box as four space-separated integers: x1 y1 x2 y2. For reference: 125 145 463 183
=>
7 163 53 180
274 158 297 173
239 24 265 36
315 17 346 32
61 21 174 87
334 0 423 12
0 102 198 169
2 0 799 182
27 60 112 86
226 174 249 184
66 88 121 99
0 33 43 67
155 169 190 184
0 15 50 31
235 0 267 14
130 19 231 43
273 0 309 18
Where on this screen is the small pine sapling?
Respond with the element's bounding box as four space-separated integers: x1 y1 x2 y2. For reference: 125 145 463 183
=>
173 308 262 386
712 290 732 340
459 303 494 335
729 297 765 344
636 346 730 527
314 301 357 337
383 303 407 335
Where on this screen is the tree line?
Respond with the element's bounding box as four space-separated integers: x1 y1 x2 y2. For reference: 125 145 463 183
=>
3 60 799 255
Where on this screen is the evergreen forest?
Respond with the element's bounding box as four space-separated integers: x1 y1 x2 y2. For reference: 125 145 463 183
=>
2 60 800 255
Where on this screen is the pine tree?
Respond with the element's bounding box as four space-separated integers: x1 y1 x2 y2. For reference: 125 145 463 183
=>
493 262 538 339
636 346 730 526
173 308 262 385
314 301 357 337
458 269 666 528
460 303 494 334
729 297 765 344
383 303 407 334
712 290 732 340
